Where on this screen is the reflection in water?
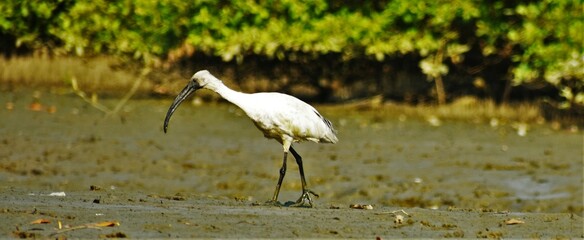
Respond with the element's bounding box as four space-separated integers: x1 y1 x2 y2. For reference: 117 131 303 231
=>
507 176 570 200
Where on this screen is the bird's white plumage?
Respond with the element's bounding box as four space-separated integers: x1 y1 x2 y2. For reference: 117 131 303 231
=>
194 70 338 148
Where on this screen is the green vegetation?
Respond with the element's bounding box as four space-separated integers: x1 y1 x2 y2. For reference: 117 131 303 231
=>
0 0 582 108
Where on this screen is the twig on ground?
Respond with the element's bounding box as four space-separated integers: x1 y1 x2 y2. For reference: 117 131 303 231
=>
70 67 150 118
106 67 150 118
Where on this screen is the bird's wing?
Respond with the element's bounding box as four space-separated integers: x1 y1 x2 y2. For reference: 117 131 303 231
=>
312 109 336 135
264 93 337 143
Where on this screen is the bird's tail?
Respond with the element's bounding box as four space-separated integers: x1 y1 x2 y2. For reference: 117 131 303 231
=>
321 118 338 144
324 132 338 144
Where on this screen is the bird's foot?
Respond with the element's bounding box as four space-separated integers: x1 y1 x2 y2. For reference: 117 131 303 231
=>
290 189 319 208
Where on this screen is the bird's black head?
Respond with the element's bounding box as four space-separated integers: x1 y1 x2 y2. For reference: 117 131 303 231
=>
163 78 202 133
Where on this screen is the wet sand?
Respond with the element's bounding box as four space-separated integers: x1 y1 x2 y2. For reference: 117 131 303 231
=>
1 89 582 238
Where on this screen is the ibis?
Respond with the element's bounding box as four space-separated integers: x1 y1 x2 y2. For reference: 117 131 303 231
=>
163 70 338 207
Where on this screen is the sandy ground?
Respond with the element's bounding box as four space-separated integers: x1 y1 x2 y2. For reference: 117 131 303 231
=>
0 89 583 238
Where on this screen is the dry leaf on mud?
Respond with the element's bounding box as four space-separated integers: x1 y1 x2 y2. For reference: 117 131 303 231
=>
91 221 120 227
5 102 14 111
47 105 57 114
30 219 50 224
505 218 525 225
28 102 43 111
50 221 120 237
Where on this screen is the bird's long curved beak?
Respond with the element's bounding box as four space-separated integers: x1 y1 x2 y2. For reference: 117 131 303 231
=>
163 81 201 133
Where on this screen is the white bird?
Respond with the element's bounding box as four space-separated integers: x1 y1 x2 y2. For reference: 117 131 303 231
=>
163 70 338 207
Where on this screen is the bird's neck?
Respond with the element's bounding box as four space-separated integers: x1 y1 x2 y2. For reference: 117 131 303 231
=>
210 82 252 109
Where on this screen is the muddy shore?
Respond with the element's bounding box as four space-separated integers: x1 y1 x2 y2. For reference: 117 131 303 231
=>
2 187 582 238
1 89 582 238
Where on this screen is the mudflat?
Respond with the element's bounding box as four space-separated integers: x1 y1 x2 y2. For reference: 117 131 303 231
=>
1 90 582 238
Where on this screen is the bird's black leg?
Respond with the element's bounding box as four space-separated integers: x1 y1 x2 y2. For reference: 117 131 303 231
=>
269 151 288 205
290 146 319 207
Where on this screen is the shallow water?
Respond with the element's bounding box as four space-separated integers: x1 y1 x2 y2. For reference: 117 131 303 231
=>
1 89 582 215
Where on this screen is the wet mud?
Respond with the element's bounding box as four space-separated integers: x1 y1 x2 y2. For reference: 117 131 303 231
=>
1 89 582 238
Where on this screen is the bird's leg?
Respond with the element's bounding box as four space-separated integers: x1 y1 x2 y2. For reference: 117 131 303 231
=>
268 151 288 205
290 147 319 207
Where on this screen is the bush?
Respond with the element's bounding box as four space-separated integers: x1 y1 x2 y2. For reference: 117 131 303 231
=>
0 0 582 105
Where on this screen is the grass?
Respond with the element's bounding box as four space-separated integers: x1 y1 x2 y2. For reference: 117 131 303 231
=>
0 56 151 96
0 56 568 126
334 95 543 125
423 97 541 123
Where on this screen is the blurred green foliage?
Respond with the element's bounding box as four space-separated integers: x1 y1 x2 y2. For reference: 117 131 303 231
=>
0 0 582 105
